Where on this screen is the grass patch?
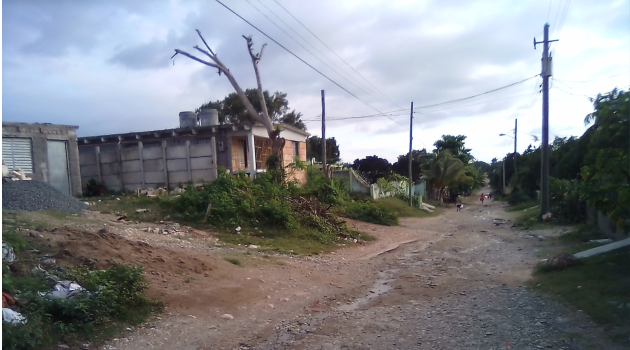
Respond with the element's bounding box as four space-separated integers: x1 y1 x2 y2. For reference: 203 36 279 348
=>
336 199 398 226
505 200 539 212
375 197 440 218
513 207 563 230
224 257 242 266
217 229 341 256
529 247 630 344
89 195 168 223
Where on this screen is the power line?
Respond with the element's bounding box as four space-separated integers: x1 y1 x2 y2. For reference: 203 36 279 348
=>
253 0 395 109
271 0 403 109
413 75 538 110
213 0 401 124
245 0 393 109
554 71 630 83
546 0 553 22
302 75 539 122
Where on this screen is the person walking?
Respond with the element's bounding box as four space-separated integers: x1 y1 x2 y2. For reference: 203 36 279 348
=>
488 192 493 201
480 193 485 205
456 195 463 212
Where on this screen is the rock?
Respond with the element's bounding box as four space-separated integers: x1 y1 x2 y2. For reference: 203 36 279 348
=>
221 314 234 320
136 209 148 213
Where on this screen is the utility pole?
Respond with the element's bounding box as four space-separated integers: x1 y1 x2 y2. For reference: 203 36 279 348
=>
514 118 518 176
321 90 327 179
503 159 506 194
408 102 414 206
535 23 558 217
409 102 413 207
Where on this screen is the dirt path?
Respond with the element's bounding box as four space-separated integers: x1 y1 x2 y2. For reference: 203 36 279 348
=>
60 194 622 350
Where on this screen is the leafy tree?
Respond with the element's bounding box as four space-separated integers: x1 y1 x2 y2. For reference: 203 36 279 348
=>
391 149 431 183
306 136 340 164
433 135 474 164
197 89 306 130
352 156 392 184
580 89 629 231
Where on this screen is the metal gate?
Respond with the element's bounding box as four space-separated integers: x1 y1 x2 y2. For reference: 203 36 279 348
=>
47 140 70 195
2 137 33 173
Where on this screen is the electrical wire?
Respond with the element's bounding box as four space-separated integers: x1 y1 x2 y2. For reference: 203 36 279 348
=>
245 0 393 109
413 75 538 110
271 0 403 109
554 71 630 83
253 0 396 109
213 0 401 124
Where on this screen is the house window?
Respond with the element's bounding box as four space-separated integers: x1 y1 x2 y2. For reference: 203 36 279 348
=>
292 141 299 159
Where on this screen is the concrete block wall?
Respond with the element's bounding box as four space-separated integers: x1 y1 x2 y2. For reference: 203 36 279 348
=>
80 139 217 192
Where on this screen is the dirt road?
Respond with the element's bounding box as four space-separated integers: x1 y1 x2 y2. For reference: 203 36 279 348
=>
83 195 622 350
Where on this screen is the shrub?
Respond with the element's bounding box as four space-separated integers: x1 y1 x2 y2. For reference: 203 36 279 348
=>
85 178 108 197
339 200 399 226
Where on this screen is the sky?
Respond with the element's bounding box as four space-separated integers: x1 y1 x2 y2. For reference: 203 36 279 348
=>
2 0 629 164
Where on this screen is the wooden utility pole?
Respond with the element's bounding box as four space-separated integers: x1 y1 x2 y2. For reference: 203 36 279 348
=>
535 24 558 217
321 90 327 179
408 102 413 206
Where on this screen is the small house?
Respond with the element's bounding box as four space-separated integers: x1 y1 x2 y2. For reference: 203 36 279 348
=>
2 122 82 196
77 110 309 192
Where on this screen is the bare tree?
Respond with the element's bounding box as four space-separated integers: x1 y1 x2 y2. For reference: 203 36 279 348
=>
172 30 286 171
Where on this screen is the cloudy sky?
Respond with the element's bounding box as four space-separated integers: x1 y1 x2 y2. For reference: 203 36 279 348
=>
3 0 629 163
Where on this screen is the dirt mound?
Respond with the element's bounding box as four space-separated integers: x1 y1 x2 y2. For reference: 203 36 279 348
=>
25 226 263 313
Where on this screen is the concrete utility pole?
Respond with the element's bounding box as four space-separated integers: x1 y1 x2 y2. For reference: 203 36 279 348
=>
321 90 327 179
503 159 506 194
535 23 558 217
514 118 518 176
408 102 413 206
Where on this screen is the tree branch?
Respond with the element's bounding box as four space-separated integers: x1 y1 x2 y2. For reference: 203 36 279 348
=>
243 35 273 133
196 29 215 56
172 49 218 69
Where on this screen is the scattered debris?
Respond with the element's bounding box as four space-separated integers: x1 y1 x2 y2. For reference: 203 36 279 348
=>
135 209 149 213
235 226 242 234
589 239 613 244
546 252 576 270
2 308 27 324
2 243 16 263
9 168 31 181
43 281 85 300
542 212 552 222
221 314 234 320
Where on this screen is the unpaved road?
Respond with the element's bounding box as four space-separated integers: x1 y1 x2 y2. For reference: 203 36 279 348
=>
77 195 622 350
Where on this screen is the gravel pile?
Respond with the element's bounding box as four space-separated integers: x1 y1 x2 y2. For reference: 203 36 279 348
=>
2 180 87 214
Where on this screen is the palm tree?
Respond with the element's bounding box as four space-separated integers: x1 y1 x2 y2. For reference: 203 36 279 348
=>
423 150 472 202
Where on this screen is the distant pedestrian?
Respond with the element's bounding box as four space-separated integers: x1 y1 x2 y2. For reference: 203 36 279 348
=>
456 195 463 212
480 193 485 205
488 192 493 201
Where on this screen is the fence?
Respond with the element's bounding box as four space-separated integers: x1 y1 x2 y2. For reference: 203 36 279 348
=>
79 140 217 192
332 169 426 207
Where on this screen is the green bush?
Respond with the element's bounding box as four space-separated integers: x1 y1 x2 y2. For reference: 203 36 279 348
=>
339 200 399 226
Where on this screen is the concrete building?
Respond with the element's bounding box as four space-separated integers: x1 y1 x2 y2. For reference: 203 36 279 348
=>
2 122 82 196
77 110 309 192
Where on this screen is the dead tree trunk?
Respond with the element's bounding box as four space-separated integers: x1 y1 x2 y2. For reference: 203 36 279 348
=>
173 30 286 174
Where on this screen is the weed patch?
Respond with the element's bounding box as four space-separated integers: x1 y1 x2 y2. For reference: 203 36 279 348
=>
224 257 242 266
2 215 162 350
529 247 630 344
